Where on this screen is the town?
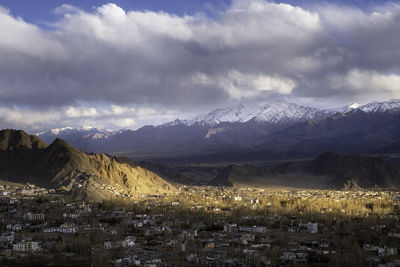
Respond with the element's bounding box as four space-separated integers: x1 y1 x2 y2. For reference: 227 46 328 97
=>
0 183 400 266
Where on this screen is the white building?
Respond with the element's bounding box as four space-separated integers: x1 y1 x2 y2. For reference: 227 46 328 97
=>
44 223 79 233
224 223 238 233
299 222 318 234
234 196 242 201
0 232 15 246
13 241 41 253
7 224 22 232
59 223 79 233
122 236 136 247
23 213 45 222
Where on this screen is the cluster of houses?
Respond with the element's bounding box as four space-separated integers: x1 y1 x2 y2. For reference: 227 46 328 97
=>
0 184 399 266
104 236 136 249
0 184 52 197
0 233 41 253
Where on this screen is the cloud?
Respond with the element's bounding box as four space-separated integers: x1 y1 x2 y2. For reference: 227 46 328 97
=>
190 70 296 99
0 1 324 109
317 3 400 72
53 4 81 16
0 107 61 130
328 69 400 102
0 104 190 132
109 105 126 115
345 69 400 94
65 106 97 118
0 1 400 131
114 118 135 128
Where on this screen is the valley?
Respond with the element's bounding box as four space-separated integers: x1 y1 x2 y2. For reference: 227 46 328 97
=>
1 126 400 266
2 1 400 265
1 100 400 266
0 183 399 266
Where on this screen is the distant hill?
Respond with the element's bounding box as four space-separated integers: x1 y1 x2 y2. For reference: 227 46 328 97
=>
209 164 267 187
0 129 175 201
209 152 400 189
136 161 199 186
114 157 198 186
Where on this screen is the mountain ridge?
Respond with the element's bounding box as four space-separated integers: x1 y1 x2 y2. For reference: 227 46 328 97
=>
0 129 175 201
37 99 400 138
35 99 400 162
189 100 335 125
209 152 400 189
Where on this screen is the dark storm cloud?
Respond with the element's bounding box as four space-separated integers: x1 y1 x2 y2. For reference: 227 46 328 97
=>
0 1 400 131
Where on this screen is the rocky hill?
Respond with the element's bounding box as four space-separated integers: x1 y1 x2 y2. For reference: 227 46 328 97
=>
303 152 400 188
0 129 175 201
113 157 198 186
210 152 400 189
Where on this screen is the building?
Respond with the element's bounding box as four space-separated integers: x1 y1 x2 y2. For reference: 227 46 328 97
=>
59 223 79 233
224 223 238 232
13 241 41 253
299 222 318 234
122 236 136 247
23 212 45 222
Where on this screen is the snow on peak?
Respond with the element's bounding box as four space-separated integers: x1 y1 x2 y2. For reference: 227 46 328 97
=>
46 126 99 136
348 103 360 109
357 99 400 113
333 102 361 113
80 125 95 131
50 127 73 135
189 100 333 125
158 119 189 127
37 126 117 140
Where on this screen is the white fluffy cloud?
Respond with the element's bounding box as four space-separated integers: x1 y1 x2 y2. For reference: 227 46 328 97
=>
0 1 400 131
0 107 61 130
329 69 400 102
0 1 324 107
345 69 400 94
66 106 97 118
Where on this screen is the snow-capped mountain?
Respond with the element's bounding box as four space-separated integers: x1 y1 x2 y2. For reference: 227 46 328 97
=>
158 119 190 128
332 103 360 113
29 98 400 160
38 126 115 137
189 100 334 125
38 126 108 135
36 99 400 140
356 99 400 113
187 99 400 126
36 126 121 145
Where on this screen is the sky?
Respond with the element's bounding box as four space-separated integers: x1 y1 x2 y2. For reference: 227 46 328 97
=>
0 0 400 132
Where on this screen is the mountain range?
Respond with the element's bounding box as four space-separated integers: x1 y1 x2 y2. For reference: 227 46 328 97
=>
36 99 400 162
1 129 399 192
0 129 175 201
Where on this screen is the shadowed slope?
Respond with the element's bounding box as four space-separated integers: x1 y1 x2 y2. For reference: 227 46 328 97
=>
210 152 400 189
0 129 175 200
